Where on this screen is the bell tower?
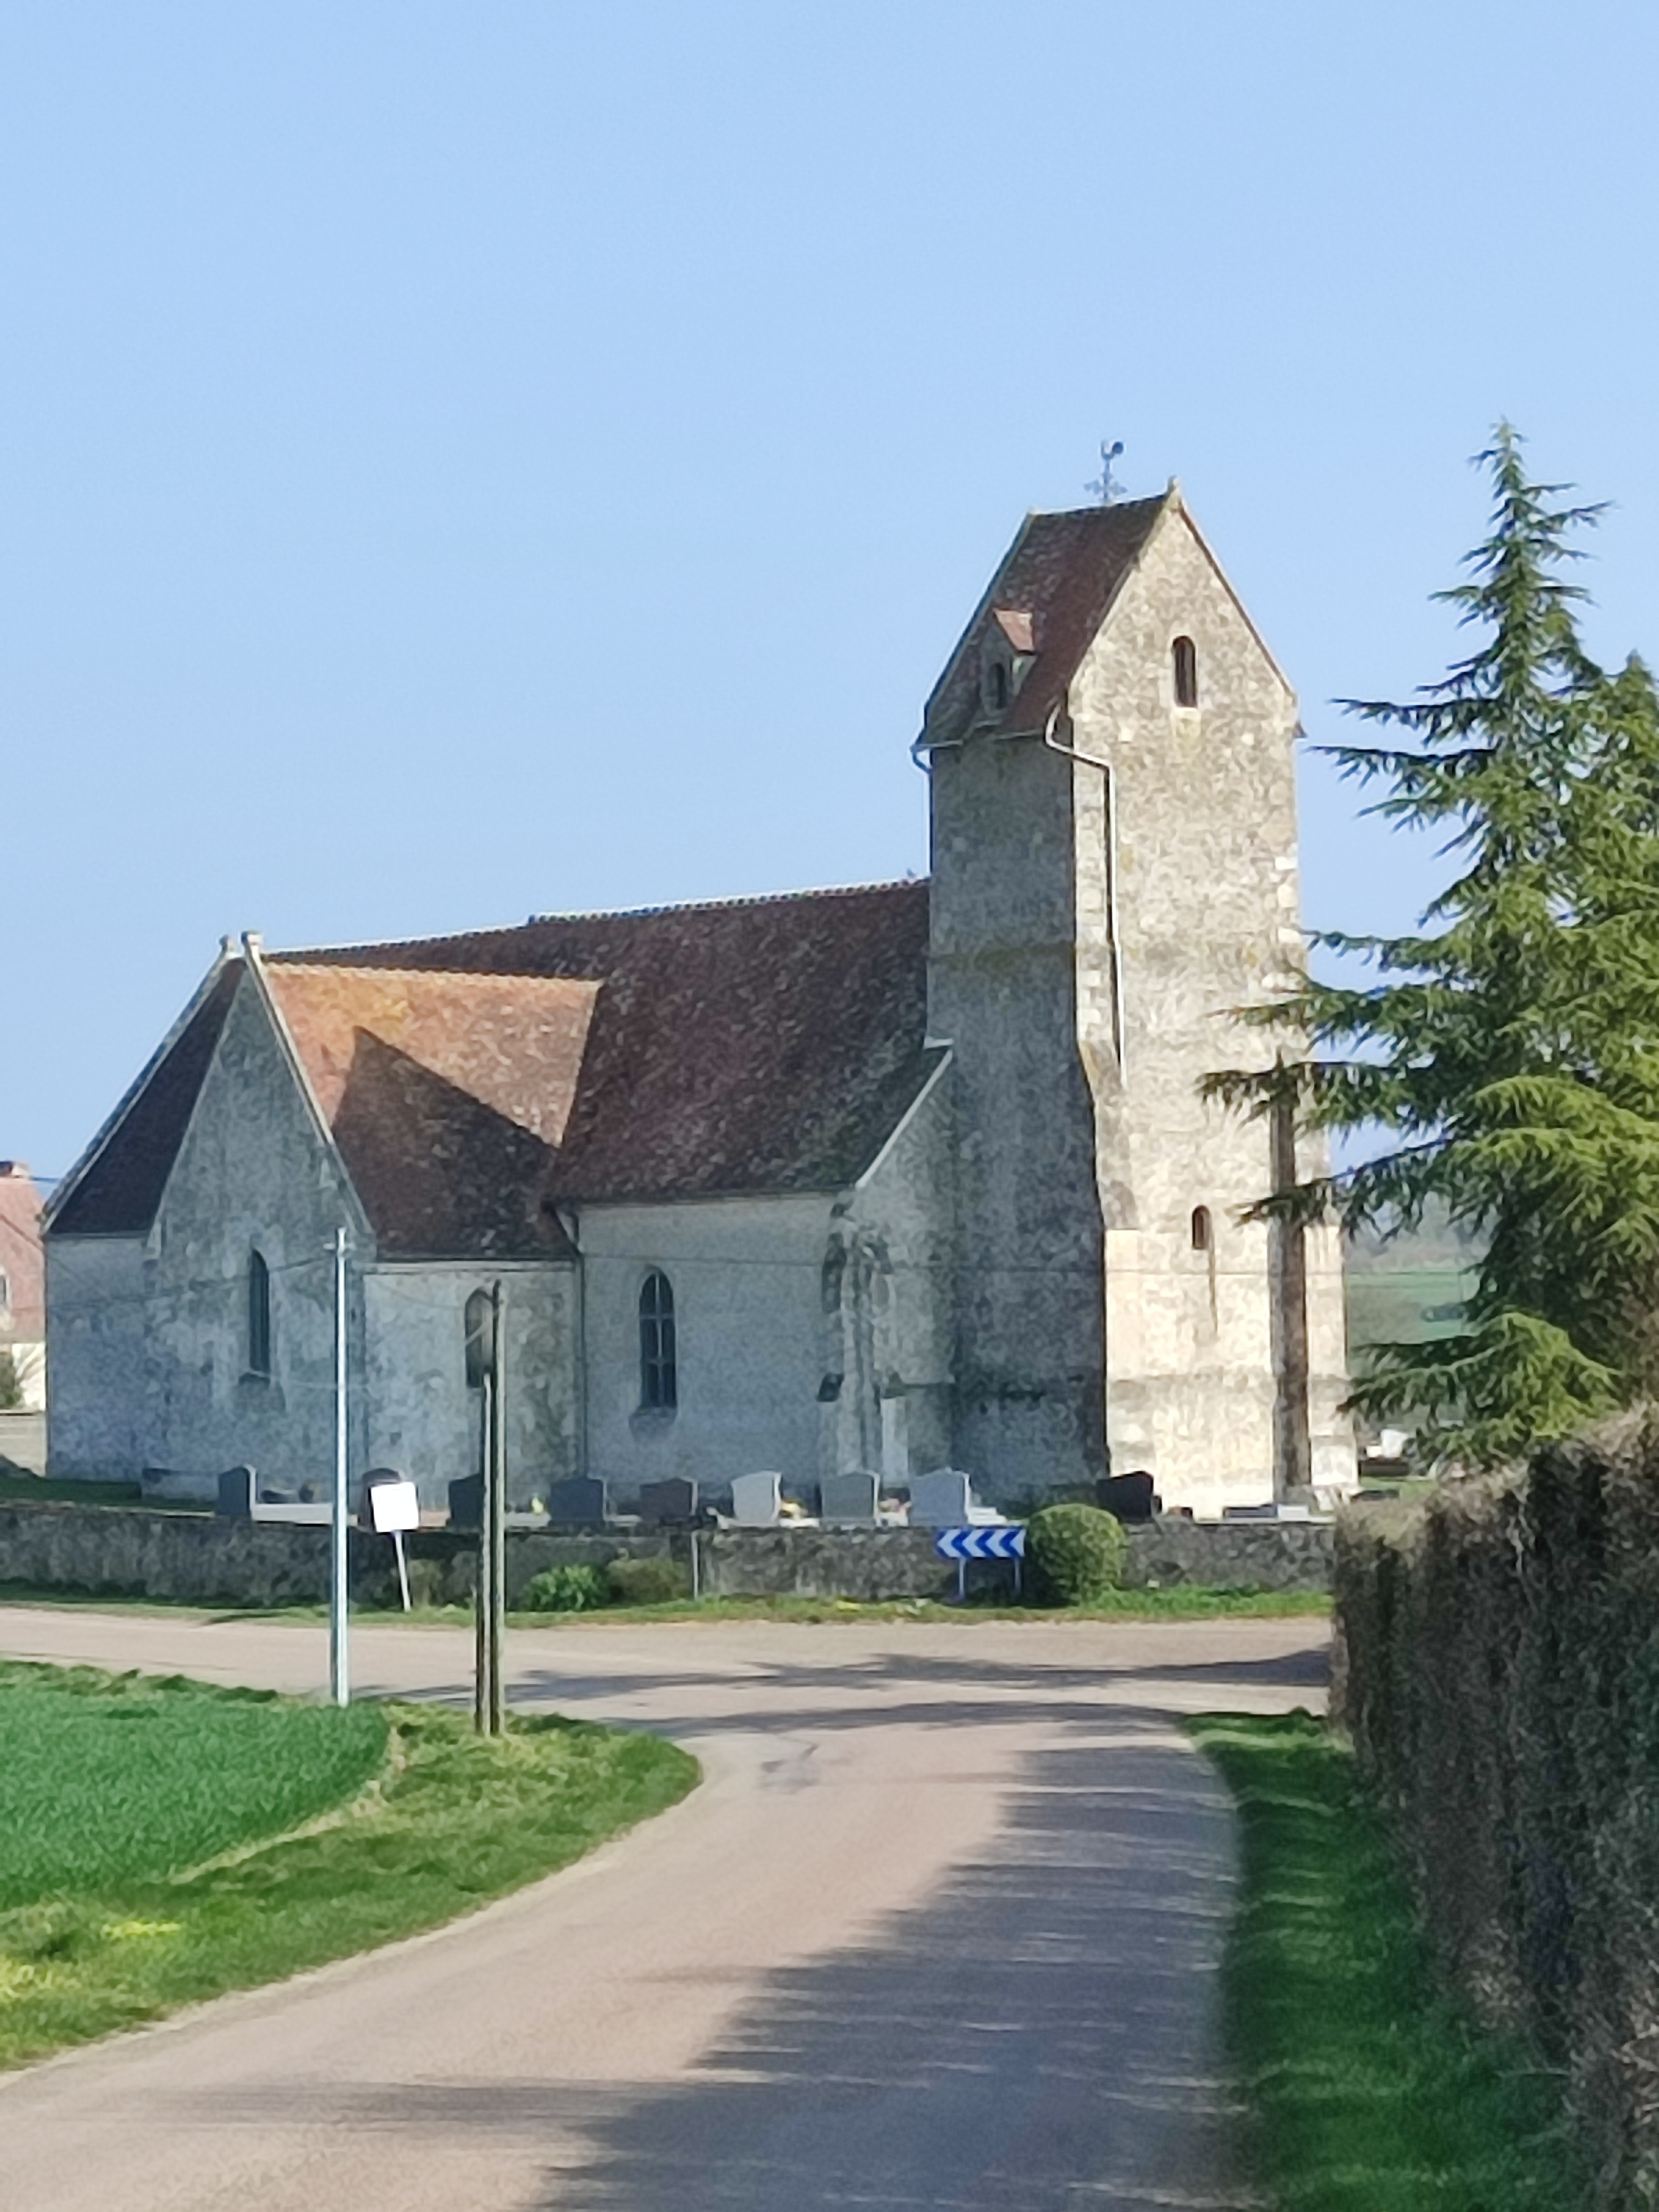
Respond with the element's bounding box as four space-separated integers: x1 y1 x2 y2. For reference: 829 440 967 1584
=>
918 492 1355 1513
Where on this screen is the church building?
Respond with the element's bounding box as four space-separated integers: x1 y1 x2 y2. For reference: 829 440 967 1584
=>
44 490 1354 1517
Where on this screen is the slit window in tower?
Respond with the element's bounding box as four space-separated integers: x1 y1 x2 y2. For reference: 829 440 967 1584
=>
1172 635 1199 708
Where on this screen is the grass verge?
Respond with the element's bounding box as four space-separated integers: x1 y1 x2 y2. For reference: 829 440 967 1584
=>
0 1582 1330 1625
0 1661 696 2069
1189 1713 1582 2211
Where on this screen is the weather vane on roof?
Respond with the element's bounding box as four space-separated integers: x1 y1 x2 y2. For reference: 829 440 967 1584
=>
1087 440 1126 505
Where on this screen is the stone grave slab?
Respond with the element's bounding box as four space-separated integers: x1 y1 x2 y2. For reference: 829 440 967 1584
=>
638 1477 697 1525
908 1468 974 1528
547 1475 610 1526
731 1471 782 1526
821 1470 880 1524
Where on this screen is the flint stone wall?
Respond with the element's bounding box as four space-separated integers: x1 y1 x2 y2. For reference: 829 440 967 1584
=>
700 1518 1333 1599
0 1499 672 1609
0 1499 1333 1609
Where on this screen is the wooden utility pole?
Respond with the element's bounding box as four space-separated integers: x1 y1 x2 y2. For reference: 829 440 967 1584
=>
1269 1073 1312 1500
473 1280 508 1736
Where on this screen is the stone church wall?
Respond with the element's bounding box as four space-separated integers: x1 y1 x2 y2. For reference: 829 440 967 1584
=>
48 974 363 1491
575 1192 834 1502
1068 510 1354 1515
45 1235 148 1482
361 1261 578 1510
827 1053 957 1486
926 731 1109 1499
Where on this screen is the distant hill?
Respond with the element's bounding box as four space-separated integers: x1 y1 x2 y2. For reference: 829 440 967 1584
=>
1345 1201 1482 1354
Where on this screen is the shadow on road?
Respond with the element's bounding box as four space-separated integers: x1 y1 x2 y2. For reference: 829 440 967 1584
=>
532 1736 1248 2209
237 1719 1259 2210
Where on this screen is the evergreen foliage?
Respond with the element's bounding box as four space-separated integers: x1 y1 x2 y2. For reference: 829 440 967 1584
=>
1207 427 1659 1464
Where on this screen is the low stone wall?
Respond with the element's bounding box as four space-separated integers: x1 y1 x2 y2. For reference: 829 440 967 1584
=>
698 1519 1334 1600
1123 1517 1333 1592
0 1499 1334 1610
0 1500 672 1610
698 1527 953 1600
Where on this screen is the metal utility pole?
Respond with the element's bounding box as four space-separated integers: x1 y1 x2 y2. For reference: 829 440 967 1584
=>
331 1225 351 1707
474 1280 507 1735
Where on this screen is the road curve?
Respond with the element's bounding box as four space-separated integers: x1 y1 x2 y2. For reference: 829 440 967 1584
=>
0 1609 1326 2210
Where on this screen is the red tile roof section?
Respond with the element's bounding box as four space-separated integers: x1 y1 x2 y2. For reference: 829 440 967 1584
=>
278 880 936 1207
265 967 599 1261
926 498 1167 743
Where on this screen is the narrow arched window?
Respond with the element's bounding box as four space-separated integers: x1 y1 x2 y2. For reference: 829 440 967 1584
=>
639 1271 677 1410
989 661 1008 710
248 1249 272 1378
463 1288 494 1390
1172 635 1198 708
1191 1206 1213 1253
0 1271 10 1311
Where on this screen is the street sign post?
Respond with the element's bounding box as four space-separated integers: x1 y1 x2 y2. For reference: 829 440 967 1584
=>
934 1524 1025 1601
364 1474 420 1611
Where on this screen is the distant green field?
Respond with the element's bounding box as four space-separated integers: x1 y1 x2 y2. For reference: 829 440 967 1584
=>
1346 1265 1474 1354
0 1663 387 1910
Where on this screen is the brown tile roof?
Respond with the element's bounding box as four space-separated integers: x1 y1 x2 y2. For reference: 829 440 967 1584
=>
925 497 1168 744
266 967 598 1261
51 881 937 1257
279 880 937 1208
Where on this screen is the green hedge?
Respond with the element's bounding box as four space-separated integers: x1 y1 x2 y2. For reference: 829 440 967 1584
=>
1026 1504 1128 1605
1337 1420 1659 2205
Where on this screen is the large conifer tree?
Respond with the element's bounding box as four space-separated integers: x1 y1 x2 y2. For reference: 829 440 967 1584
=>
1210 428 1659 1464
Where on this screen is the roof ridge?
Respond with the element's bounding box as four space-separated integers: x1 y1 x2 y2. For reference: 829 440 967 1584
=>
526 877 926 925
269 877 928 961
1023 494 1169 523
270 961 595 985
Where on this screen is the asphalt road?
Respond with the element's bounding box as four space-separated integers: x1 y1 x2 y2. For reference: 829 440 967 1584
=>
0 1608 1327 2210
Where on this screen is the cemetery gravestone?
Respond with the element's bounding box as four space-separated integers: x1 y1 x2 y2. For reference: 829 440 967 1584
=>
638 1477 697 1526
547 1476 609 1527
216 1465 257 1519
1098 1472 1160 1524
821 1470 880 1524
731 1472 782 1526
908 1469 974 1528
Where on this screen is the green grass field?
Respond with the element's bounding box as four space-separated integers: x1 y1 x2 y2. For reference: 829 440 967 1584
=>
0 1663 387 1908
0 1661 696 2068
1191 1713 1582 2211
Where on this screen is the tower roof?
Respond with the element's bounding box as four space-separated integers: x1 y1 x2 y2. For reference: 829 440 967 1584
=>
924 495 1168 743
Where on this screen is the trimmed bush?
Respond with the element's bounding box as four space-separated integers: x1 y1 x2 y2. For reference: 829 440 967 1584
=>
520 1563 609 1614
605 1554 688 1607
1026 1504 1128 1604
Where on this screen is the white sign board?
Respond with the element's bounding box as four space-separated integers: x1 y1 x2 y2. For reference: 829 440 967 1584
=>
367 1478 420 1534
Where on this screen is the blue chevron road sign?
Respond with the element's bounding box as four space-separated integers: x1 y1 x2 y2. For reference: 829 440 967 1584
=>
935 1526 1026 1562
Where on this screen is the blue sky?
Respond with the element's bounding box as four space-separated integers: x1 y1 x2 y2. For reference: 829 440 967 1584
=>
7 1 1657 1178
